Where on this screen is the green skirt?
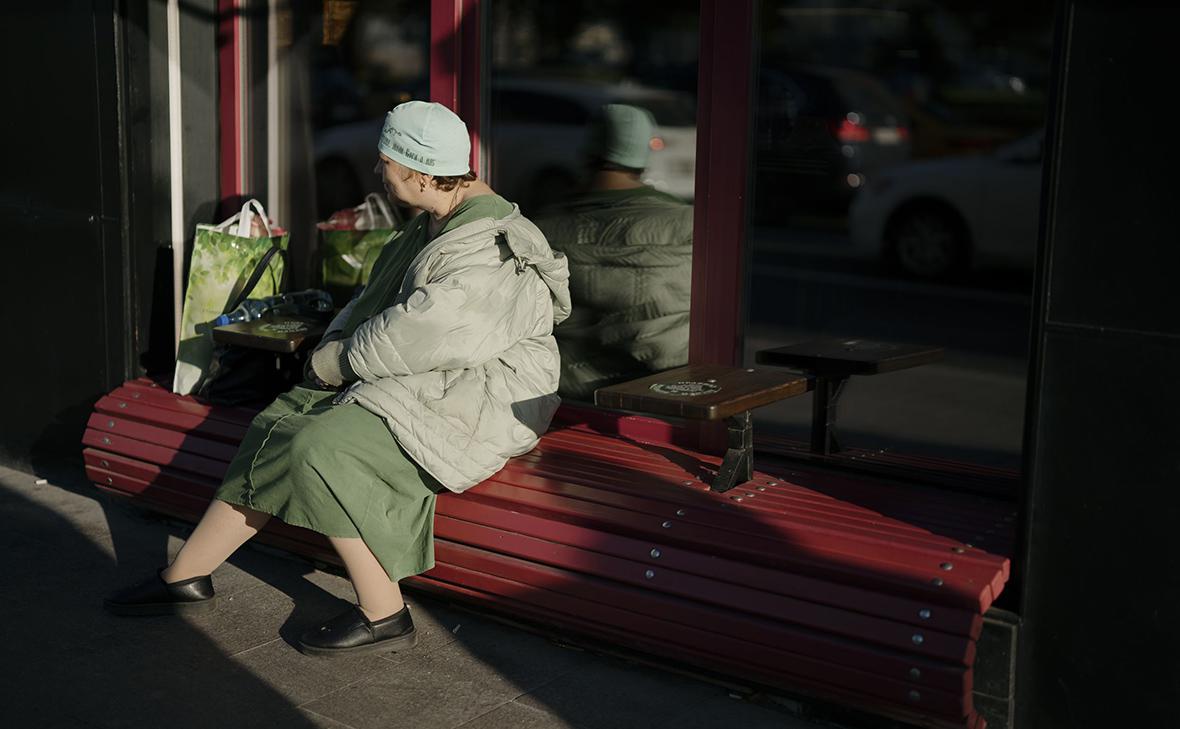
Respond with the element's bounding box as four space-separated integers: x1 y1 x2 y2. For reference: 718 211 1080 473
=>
214 385 443 581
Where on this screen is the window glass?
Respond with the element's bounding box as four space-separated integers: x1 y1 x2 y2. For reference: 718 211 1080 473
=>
746 1 1054 482
489 0 700 403
308 0 430 218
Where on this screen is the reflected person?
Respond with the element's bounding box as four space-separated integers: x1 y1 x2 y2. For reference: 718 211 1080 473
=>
536 104 693 400
105 101 571 657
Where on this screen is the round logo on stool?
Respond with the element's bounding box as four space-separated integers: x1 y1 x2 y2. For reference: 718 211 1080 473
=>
259 321 309 334
650 381 721 397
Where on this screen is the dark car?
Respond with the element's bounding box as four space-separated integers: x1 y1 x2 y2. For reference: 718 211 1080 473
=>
752 64 911 223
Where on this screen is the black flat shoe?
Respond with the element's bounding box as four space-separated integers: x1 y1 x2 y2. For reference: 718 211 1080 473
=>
298 604 417 657
103 569 217 616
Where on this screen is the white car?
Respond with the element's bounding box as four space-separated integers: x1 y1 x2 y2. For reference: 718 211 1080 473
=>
848 133 1043 279
313 78 698 218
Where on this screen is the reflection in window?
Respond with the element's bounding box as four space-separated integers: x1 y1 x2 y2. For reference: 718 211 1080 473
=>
489 1 700 401
309 0 430 219
746 0 1053 482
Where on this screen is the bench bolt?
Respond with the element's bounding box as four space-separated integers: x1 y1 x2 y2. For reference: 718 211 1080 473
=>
118 402 127 409
650 549 661 559
930 577 944 587
940 562 954 571
661 521 673 528
644 570 655 580
675 509 686 516
912 634 924 645
918 609 931 620
952 546 966 554
107 420 115 428
909 668 921 680
908 690 921 703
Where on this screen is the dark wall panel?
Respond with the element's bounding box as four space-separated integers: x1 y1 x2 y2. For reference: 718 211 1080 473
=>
1018 3 1180 728
1046 3 1180 336
1019 329 1180 728
0 1 126 470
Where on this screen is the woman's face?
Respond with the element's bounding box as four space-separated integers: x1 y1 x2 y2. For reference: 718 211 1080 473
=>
375 154 421 206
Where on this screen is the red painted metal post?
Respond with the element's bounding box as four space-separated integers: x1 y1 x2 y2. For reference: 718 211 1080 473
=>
689 0 756 367
217 0 244 204
430 0 482 176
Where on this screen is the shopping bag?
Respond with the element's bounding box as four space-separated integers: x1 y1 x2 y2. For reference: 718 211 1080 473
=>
173 199 289 395
318 192 399 306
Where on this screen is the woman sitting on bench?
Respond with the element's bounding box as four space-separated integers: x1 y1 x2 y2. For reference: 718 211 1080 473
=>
104 101 572 657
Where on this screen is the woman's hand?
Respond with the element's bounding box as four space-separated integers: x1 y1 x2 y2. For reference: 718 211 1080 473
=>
308 338 356 388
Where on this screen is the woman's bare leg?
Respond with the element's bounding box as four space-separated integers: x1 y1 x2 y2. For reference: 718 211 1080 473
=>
329 536 404 621
161 500 272 582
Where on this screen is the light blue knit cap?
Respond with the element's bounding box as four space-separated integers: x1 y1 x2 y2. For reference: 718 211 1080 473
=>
378 101 471 176
590 104 657 169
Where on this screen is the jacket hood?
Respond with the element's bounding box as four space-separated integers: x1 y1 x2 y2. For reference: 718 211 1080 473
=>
431 204 572 326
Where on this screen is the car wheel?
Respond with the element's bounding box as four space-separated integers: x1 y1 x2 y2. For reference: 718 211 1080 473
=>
885 206 969 280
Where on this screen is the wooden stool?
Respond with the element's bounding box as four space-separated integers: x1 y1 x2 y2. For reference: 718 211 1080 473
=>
595 364 809 492
756 338 943 455
212 313 328 354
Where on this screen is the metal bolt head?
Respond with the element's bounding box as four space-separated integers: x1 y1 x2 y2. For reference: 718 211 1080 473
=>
918 609 932 620
768 481 778 486
131 392 140 399
101 460 109 468
912 634 924 645
644 569 655 580
682 481 693 486
940 562 954 571
706 378 717 383
107 420 115 428
756 486 766 492
675 509 686 516
106 476 113 484
731 496 744 502
908 690 921 702
661 521 673 528
650 548 661 559
952 546 966 554
118 402 127 409
102 437 111 445
909 668 922 680
930 577 944 587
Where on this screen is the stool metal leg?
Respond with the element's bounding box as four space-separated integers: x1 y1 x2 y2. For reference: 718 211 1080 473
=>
810 375 849 455
712 411 753 493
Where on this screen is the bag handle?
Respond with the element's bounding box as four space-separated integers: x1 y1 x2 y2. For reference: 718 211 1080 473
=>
225 244 288 314
214 199 272 238
356 193 396 230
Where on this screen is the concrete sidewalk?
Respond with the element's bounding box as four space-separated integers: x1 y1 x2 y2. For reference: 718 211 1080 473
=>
0 464 835 729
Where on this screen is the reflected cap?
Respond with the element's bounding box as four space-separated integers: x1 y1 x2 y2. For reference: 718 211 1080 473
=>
589 103 657 170
378 101 471 176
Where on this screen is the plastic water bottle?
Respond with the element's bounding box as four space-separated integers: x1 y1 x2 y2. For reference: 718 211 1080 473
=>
208 289 334 328
210 299 271 327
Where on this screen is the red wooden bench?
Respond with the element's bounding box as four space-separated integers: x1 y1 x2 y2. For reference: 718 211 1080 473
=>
83 376 1014 729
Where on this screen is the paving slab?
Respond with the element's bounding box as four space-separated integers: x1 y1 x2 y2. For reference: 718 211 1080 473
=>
0 464 833 729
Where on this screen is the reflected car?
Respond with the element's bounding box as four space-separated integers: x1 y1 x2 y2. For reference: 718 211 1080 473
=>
848 133 1043 279
312 78 697 219
753 64 912 222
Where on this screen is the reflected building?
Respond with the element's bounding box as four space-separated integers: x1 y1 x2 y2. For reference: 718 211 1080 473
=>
537 104 694 400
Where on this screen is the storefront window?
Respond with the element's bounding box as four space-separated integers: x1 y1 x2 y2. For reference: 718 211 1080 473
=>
306 0 430 218
746 1 1053 480
488 0 700 402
